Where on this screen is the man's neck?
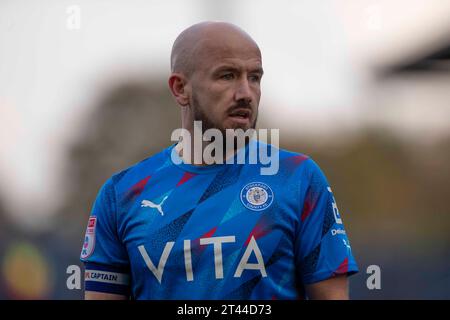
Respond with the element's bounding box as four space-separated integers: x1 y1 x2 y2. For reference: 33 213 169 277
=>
174 139 246 166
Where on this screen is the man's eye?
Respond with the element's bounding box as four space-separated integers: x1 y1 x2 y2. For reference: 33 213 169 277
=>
249 75 261 82
220 73 234 80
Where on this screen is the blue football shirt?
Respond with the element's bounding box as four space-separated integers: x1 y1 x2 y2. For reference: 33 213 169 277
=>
80 140 358 299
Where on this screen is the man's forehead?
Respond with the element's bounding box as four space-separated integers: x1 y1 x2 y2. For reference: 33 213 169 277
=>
197 36 260 56
193 38 262 69
210 59 263 73
171 22 262 76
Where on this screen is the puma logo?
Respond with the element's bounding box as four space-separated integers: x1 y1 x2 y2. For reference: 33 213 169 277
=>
141 195 169 216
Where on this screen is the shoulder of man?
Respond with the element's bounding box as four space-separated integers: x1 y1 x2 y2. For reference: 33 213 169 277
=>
109 145 172 187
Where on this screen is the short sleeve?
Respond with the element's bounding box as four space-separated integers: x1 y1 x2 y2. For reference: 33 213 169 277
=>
80 178 131 295
295 159 359 285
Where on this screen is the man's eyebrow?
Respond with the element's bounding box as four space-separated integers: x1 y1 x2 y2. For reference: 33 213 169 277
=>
212 65 240 73
251 67 264 75
212 65 264 75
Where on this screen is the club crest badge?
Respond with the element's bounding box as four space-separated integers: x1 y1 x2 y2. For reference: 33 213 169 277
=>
240 182 274 211
81 216 96 259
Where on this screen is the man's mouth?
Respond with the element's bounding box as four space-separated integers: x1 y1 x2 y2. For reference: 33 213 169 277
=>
228 108 251 122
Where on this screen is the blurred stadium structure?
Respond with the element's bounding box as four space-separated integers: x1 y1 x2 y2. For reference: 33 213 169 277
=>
0 1 449 299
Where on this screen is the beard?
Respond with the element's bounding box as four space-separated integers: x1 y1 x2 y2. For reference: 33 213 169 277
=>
190 91 258 157
191 91 258 134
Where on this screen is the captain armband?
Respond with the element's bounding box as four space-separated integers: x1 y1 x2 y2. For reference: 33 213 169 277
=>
84 262 131 296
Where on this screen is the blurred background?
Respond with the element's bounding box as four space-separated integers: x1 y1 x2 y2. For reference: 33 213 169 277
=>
0 0 449 299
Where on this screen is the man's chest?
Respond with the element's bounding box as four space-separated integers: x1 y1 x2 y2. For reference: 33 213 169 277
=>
117 171 299 286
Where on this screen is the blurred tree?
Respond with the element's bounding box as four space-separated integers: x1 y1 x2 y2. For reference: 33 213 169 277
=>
54 78 179 240
283 130 450 298
0 195 10 242
282 130 450 246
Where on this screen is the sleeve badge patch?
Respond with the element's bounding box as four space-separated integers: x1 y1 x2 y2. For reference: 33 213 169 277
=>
81 216 97 259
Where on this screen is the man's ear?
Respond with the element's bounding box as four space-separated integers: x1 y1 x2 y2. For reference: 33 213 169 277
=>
168 73 190 106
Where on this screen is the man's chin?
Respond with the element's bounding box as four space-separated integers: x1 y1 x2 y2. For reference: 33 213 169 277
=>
224 118 255 131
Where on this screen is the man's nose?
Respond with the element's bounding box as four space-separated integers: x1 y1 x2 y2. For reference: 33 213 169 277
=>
234 77 252 103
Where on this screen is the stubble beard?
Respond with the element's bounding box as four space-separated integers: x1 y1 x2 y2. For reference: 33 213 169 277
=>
191 91 258 134
190 92 258 157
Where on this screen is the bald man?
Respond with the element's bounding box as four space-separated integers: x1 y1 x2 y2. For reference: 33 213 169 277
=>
81 22 358 300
